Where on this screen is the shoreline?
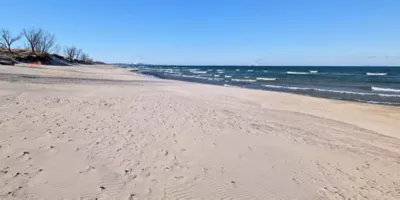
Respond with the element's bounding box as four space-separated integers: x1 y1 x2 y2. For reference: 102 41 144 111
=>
135 70 400 107
134 66 400 106
1 64 400 199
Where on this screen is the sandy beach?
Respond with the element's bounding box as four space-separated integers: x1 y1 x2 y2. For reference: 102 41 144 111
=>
1 64 400 199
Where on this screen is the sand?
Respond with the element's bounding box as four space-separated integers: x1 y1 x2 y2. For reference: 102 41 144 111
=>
0 64 400 200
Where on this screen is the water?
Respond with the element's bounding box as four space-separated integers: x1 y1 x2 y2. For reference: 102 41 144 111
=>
128 65 400 105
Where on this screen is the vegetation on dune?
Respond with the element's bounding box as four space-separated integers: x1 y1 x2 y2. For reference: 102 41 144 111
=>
0 28 101 65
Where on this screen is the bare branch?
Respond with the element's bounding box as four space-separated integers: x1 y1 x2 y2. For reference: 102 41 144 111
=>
53 44 61 54
0 29 21 52
36 31 56 55
22 28 43 54
64 46 77 62
75 49 82 60
79 53 91 64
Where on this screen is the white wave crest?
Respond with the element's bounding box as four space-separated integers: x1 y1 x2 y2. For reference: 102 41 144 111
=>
287 71 309 75
309 70 318 74
256 77 277 81
224 84 239 88
225 75 232 78
192 71 207 74
261 85 400 97
232 79 256 83
367 73 387 76
371 86 400 93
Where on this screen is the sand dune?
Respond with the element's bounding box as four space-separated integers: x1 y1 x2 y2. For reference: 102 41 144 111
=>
1 65 400 199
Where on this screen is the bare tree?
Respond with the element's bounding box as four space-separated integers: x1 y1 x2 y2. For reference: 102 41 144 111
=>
53 44 61 54
64 46 77 61
22 28 43 53
36 31 56 55
0 29 21 52
80 53 91 63
75 48 82 60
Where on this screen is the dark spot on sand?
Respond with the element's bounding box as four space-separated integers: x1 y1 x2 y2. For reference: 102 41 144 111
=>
22 151 29 155
100 186 106 190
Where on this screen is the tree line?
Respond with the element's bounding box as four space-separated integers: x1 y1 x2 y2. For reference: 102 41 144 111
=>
0 28 92 64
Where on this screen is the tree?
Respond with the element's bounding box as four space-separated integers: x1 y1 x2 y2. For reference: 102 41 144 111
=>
80 53 91 63
0 29 21 52
53 44 61 54
64 46 77 61
36 31 56 55
75 48 82 60
22 28 43 53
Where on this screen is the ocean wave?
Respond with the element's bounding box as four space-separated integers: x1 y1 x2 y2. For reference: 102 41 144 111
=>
263 70 268 72
224 84 240 88
193 76 209 80
287 71 309 75
236 69 240 71
256 77 277 81
247 70 254 72
309 70 318 74
354 99 400 105
182 75 195 78
225 75 232 78
261 85 400 97
214 75 220 77
367 72 387 76
371 86 400 93
192 71 207 74
232 79 256 83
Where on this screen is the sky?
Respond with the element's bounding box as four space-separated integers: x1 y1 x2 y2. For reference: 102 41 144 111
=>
1 0 400 65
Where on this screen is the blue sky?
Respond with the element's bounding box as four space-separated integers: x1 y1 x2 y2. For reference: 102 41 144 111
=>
1 0 400 65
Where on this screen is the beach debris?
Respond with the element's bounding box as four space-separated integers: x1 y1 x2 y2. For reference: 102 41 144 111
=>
22 151 29 155
99 186 106 190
